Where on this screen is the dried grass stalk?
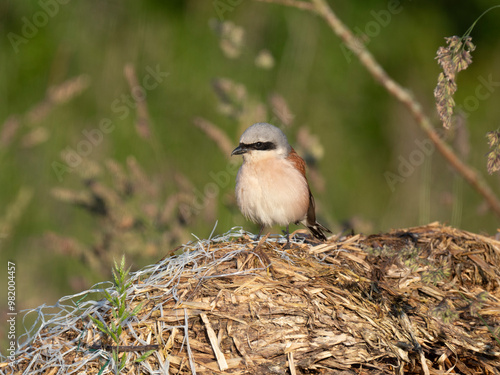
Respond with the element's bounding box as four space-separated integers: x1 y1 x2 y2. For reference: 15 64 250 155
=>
27 75 91 124
487 130 500 174
434 36 475 129
124 63 151 139
193 117 234 158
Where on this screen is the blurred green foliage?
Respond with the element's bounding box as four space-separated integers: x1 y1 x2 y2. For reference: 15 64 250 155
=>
1 0 500 349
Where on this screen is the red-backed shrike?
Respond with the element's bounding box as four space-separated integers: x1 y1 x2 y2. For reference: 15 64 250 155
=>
231 122 331 243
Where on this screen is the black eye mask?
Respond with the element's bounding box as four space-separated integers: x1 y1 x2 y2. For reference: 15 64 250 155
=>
245 141 276 151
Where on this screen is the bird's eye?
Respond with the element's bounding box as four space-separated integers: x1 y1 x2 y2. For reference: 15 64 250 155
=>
255 142 263 149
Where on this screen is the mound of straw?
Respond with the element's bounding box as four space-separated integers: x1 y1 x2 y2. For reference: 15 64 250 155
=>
2 222 500 374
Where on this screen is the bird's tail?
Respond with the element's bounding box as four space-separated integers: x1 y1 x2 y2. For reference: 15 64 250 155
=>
304 191 332 241
307 221 332 241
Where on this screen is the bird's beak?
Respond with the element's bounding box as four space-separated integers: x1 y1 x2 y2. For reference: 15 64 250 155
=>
231 144 247 156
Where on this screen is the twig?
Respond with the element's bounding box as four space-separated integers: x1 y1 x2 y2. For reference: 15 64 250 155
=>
255 0 314 11
88 344 159 352
256 0 500 218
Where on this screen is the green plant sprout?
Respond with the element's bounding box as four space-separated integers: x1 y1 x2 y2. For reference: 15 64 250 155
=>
89 256 147 374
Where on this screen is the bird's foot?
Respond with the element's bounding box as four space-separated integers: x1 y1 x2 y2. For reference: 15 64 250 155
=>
282 240 300 250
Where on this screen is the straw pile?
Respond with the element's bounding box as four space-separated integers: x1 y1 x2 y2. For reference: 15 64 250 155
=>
2 222 500 374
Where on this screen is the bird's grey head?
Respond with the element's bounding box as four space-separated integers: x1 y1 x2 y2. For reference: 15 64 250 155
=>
231 123 291 159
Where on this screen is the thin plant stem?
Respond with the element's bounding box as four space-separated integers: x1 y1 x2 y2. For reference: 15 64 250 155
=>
255 0 314 11
463 5 500 39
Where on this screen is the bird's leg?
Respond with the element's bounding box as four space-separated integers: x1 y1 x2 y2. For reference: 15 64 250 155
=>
282 224 292 249
255 224 265 241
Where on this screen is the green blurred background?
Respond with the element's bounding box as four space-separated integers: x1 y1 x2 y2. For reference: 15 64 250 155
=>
1 0 500 354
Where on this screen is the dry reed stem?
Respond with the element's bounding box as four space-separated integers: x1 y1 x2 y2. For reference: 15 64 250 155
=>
255 0 500 218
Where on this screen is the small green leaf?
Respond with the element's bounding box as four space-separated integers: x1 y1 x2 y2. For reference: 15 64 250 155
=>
119 352 127 370
97 358 111 375
109 330 119 344
103 290 114 303
90 316 111 336
131 301 144 316
135 349 156 363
